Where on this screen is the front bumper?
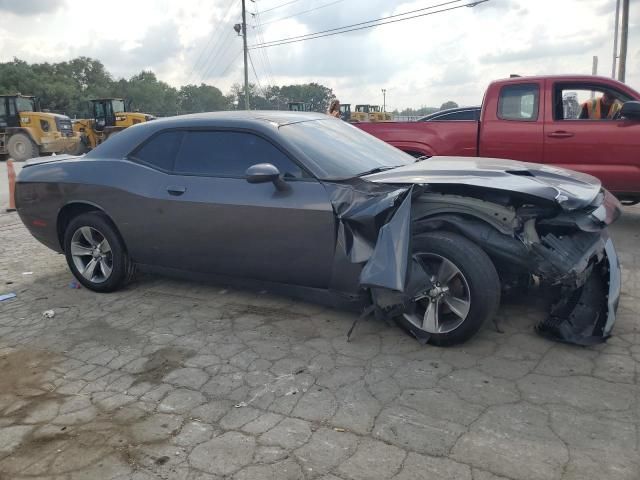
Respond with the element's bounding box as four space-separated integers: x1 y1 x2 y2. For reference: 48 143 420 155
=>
535 231 621 345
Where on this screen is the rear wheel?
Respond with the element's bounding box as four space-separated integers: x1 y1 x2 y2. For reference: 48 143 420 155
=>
63 212 130 292
398 231 500 346
7 133 39 161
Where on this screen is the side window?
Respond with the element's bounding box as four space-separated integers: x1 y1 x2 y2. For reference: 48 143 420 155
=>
8 100 16 116
498 84 539 121
129 131 184 171
553 85 631 120
174 131 303 178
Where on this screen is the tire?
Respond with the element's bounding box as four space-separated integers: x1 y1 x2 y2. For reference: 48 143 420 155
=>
7 133 39 161
397 231 500 346
63 212 131 292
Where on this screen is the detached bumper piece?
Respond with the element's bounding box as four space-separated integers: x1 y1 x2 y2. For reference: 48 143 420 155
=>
535 234 621 345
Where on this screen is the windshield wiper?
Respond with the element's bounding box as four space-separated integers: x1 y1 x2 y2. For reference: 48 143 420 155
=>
356 166 397 177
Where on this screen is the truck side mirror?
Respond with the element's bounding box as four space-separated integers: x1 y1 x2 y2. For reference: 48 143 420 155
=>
620 101 640 120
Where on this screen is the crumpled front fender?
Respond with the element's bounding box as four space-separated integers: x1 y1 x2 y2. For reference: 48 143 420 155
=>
535 233 621 345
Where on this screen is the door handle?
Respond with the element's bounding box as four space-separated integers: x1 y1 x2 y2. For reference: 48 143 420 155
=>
167 186 186 196
547 131 574 138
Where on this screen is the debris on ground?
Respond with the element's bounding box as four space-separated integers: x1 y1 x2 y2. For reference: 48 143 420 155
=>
22 272 33 275
0 293 16 301
42 310 55 318
69 281 81 289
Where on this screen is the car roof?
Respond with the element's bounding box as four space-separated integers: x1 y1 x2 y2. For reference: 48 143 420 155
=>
151 110 328 127
418 106 480 121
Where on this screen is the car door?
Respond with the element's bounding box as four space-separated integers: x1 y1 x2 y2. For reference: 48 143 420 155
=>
543 81 640 194
152 128 336 289
479 82 544 162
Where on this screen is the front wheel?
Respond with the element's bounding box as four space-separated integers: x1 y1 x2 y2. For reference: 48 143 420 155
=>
7 133 39 161
63 212 131 292
398 231 501 346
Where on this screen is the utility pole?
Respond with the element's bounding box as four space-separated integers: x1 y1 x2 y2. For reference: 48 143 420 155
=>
234 1 250 109
241 0 250 109
612 0 621 78
592 55 598 76
382 89 387 112
618 0 629 82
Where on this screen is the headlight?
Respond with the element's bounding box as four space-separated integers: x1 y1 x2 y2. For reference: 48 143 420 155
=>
40 119 50 132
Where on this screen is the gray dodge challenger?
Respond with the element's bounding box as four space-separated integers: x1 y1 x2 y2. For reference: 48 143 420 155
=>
15 111 621 346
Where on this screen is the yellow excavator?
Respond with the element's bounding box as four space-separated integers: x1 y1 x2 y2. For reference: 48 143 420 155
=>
71 98 154 154
0 94 81 161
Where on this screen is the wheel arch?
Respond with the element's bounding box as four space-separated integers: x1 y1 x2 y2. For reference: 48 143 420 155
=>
5 127 40 146
56 202 123 252
412 211 530 273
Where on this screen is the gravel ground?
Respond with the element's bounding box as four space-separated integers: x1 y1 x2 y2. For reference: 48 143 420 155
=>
0 168 638 479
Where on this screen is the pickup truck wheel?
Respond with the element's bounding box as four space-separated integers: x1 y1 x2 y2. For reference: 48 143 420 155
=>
63 212 131 293
7 133 39 161
398 231 500 346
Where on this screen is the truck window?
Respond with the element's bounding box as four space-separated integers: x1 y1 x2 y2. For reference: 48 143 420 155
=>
553 84 631 121
497 84 539 121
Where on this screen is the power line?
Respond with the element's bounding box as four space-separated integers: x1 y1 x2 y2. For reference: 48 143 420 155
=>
255 0 343 27
186 0 238 84
218 48 244 78
199 26 237 82
250 0 486 49
259 0 303 14
248 51 266 96
251 4 276 86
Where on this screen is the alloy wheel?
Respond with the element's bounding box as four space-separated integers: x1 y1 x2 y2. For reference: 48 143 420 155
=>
403 253 471 334
70 226 113 283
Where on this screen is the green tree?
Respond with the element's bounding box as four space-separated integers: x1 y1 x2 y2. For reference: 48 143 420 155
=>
440 101 459 110
179 84 227 113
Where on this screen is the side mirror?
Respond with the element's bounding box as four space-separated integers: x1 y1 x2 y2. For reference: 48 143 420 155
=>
620 101 640 120
245 163 288 191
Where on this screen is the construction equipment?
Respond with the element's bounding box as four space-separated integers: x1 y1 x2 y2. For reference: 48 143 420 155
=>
340 103 351 121
352 104 371 122
288 101 310 112
71 98 154 154
0 94 80 161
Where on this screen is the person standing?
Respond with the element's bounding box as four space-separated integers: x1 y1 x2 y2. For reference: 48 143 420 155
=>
327 99 341 118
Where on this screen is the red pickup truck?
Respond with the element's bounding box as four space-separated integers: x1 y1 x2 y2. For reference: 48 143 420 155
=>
357 75 640 203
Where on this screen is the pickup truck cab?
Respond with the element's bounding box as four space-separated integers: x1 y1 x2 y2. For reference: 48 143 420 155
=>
357 75 640 202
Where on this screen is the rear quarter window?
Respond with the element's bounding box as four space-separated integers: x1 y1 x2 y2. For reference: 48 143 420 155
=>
129 130 184 171
498 84 539 121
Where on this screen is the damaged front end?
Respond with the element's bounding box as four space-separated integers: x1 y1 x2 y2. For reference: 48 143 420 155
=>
410 189 622 345
326 176 622 346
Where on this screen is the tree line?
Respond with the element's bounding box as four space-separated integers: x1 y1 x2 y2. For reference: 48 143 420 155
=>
0 57 459 119
0 57 336 118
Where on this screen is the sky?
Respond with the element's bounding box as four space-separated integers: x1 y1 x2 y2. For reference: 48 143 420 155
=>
0 0 638 110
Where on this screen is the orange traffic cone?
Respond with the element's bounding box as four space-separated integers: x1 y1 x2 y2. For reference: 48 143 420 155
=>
6 158 16 212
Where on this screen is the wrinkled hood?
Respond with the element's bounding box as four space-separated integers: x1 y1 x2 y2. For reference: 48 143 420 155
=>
364 156 602 210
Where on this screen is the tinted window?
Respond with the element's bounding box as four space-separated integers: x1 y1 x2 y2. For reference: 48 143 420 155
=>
498 84 539 121
434 110 479 121
279 119 413 179
130 130 183 171
174 131 303 178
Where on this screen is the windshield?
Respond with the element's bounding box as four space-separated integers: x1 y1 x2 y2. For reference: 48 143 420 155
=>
16 97 35 112
279 119 414 179
111 99 126 112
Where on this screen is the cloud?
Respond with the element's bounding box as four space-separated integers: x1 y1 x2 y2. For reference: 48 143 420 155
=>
480 34 608 64
0 0 64 16
73 20 183 79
